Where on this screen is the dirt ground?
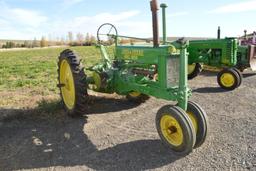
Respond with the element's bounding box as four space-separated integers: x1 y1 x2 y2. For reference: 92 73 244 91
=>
0 71 255 171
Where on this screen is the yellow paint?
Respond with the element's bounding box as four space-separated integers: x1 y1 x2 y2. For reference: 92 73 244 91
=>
220 73 235 87
129 91 141 97
203 65 222 72
122 49 144 59
60 60 75 110
92 72 101 91
168 45 177 54
187 112 198 133
160 114 183 146
188 64 196 75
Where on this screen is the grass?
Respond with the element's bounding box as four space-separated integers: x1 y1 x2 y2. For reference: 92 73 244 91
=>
0 46 102 93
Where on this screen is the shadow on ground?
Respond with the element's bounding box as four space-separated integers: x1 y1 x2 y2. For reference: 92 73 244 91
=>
0 96 182 171
242 72 256 78
193 87 227 93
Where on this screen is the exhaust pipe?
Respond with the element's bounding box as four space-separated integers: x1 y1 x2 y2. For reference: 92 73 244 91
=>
150 0 159 47
244 30 247 40
217 26 221 39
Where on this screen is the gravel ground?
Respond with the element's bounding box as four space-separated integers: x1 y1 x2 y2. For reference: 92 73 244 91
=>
0 71 255 171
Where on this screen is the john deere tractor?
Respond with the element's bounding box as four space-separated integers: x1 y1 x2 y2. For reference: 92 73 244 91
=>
57 0 208 154
187 28 256 90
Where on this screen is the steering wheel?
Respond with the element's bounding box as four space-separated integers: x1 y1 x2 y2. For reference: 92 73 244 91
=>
97 23 118 45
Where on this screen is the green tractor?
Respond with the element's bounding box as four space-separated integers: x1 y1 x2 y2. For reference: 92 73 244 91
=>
187 28 256 90
57 0 208 154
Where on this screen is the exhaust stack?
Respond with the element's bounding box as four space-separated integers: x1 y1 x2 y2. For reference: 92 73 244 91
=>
150 0 159 47
217 26 221 39
244 30 247 40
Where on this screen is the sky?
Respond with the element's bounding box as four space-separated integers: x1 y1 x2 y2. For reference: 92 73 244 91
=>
0 0 255 40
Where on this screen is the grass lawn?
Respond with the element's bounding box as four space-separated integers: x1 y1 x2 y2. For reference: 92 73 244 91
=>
0 46 102 109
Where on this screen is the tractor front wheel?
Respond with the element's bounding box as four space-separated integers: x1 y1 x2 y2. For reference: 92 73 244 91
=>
186 101 208 148
156 105 196 154
217 68 241 90
58 49 88 116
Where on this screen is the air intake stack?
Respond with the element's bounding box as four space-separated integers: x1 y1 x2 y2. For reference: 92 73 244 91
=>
217 26 221 39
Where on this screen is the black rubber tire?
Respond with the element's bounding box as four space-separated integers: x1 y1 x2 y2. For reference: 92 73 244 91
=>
126 92 149 103
232 68 243 87
217 68 240 90
188 63 202 80
58 49 88 117
187 101 209 148
156 105 196 155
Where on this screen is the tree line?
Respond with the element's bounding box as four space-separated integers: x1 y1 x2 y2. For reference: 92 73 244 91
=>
0 32 142 49
0 32 97 49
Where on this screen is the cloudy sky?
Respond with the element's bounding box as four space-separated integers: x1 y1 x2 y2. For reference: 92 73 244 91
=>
0 0 255 40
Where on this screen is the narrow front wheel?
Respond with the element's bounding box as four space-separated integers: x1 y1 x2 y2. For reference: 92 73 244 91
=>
156 105 196 154
186 101 208 148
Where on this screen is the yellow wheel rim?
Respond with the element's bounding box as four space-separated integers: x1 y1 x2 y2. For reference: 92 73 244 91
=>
60 60 75 110
129 91 141 98
160 115 183 146
187 112 198 133
220 73 235 87
188 64 196 75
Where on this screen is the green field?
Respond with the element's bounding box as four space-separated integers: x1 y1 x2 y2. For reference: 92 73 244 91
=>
0 46 102 109
0 47 102 91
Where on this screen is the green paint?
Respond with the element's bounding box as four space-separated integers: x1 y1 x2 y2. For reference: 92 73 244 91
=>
188 38 238 68
87 39 190 111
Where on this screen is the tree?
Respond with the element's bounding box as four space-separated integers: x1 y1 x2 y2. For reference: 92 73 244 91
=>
90 35 96 45
5 42 16 48
32 38 39 48
40 36 48 47
85 33 90 46
60 37 65 45
68 32 73 45
76 33 84 46
24 40 30 48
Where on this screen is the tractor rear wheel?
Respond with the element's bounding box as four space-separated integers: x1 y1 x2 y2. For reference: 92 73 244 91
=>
188 63 202 80
58 49 88 116
156 105 196 154
186 101 208 148
217 68 240 90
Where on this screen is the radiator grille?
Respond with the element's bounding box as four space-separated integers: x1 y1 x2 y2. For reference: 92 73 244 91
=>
166 56 179 88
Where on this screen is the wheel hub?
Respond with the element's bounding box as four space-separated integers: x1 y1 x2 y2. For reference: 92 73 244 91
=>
60 60 76 110
160 115 183 146
168 126 177 134
221 73 235 87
